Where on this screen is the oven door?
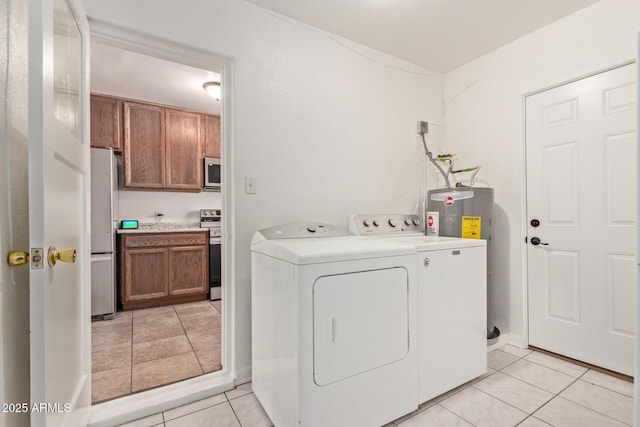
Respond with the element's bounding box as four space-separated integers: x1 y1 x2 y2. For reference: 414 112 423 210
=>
209 236 222 300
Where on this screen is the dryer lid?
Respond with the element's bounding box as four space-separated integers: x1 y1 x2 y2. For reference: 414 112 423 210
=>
254 222 351 240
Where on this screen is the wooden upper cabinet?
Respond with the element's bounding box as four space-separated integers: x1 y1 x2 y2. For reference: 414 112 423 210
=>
90 94 122 151
203 114 221 158
165 109 202 191
123 101 165 189
115 97 207 192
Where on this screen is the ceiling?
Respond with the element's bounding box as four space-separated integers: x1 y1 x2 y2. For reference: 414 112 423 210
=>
91 42 221 114
243 0 601 72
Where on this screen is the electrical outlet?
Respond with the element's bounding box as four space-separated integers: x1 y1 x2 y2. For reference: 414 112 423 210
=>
245 176 257 194
417 121 429 135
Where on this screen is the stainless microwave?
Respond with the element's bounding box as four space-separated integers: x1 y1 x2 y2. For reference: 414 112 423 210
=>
204 157 221 192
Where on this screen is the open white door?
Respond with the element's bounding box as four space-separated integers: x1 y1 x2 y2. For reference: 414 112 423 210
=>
29 0 91 424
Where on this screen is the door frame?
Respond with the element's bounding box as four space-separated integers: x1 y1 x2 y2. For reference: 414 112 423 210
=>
87 21 238 426
521 60 637 351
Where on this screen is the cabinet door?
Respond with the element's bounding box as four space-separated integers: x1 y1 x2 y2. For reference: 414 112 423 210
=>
123 101 165 189
165 108 202 191
169 245 208 296
124 247 169 301
90 94 122 151
203 114 221 158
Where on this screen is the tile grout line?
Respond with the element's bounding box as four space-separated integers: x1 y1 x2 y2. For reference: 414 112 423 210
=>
226 394 244 427
467 349 556 424
175 303 217 374
521 363 629 427
552 370 634 426
173 303 207 375
437 402 476 426
521 353 589 378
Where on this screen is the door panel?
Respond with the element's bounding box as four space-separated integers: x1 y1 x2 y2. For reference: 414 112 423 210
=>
29 0 92 423
526 64 637 376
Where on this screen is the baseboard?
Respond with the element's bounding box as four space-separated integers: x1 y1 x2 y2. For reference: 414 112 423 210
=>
234 365 252 385
487 332 510 352
508 333 526 349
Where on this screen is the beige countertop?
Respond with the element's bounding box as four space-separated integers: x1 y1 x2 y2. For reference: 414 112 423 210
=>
116 222 207 234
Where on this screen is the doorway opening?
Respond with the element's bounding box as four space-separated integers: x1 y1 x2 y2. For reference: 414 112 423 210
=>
87 23 235 418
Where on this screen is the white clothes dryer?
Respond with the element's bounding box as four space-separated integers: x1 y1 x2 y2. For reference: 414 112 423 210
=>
250 223 418 427
349 214 487 403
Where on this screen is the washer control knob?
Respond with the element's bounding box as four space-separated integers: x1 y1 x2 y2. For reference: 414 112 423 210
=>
363 219 372 227
413 218 421 226
389 218 399 227
373 219 380 227
307 225 317 233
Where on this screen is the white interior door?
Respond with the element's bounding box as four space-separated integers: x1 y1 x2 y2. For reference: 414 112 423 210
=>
29 0 91 424
526 64 637 376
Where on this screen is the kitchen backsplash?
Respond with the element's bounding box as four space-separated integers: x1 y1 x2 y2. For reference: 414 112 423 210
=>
116 189 221 223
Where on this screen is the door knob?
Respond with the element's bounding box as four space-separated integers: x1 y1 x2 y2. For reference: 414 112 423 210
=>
530 237 549 246
47 246 77 266
8 251 29 267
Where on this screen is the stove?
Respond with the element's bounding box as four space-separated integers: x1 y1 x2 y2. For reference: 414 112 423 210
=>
200 209 222 300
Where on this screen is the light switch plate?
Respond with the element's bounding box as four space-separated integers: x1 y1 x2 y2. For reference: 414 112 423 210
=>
245 176 256 194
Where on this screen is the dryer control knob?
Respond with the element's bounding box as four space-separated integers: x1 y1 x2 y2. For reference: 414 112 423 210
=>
373 219 380 227
363 219 372 227
389 218 399 227
307 225 317 233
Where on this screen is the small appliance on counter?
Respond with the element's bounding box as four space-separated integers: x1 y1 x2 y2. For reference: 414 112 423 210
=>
120 219 139 230
200 209 222 300
90 148 118 320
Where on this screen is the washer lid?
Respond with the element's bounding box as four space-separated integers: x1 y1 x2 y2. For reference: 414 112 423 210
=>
391 235 486 251
251 235 416 265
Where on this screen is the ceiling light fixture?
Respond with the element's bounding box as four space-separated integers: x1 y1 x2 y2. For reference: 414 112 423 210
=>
203 81 221 101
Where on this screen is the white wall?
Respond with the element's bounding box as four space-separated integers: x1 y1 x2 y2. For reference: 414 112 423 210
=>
442 0 640 346
0 0 30 426
82 0 443 375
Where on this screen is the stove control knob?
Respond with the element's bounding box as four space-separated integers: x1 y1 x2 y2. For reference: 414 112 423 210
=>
363 219 372 227
307 225 317 233
389 218 399 227
413 218 421 226
373 219 380 227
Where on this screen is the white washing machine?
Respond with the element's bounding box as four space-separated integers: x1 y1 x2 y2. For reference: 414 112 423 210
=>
349 214 487 403
250 223 418 427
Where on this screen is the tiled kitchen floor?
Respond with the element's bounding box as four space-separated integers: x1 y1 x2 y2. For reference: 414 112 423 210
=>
92 299 222 404
118 345 634 427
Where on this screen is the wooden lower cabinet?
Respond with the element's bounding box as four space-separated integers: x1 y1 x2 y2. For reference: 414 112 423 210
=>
119 231 208 310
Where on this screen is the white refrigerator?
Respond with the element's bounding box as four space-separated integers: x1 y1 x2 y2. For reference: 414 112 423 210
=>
91 148 118 319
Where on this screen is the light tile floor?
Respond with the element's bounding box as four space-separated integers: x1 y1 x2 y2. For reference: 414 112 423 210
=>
118 345 635 427
92 300 223 404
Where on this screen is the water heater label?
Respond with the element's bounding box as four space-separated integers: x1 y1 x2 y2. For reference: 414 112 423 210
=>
426 211 439 236
444 196 455 206
461 216 481 239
